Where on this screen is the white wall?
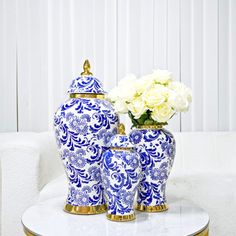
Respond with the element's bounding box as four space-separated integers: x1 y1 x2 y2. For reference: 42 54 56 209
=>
0 0 235 132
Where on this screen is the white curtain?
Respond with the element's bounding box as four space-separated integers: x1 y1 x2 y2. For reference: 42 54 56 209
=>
0 0 236 132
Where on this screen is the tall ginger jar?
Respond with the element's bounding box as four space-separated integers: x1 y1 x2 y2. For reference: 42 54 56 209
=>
130 125 176 212
54 60 119 214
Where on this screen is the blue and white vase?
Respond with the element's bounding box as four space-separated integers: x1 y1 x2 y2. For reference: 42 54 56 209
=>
101 124 141 221
53 60 119 214
130 125 176 212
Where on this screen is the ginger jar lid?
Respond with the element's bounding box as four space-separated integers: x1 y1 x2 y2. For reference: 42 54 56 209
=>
67 60 106 94
108 124 133 149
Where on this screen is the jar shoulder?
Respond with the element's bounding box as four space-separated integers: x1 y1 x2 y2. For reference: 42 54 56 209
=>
129 128 175 145
54 98 118 121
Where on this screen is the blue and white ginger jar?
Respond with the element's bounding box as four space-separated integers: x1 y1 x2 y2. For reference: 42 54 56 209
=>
53 60 119 214
130 125 176 212
101 124 141 221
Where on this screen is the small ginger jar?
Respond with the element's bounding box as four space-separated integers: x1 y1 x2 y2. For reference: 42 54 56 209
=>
54 60 119 215
101 124 141 221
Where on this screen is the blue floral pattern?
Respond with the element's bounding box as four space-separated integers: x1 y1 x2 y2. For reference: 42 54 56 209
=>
101 148 141 216
54 98 119 207
108 135 133 148
67 76 106 94
68 116 88 135
130 130 143 144
130 128 176 207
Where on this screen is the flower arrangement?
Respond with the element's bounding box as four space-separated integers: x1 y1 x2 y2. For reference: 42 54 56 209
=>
107 70 192 127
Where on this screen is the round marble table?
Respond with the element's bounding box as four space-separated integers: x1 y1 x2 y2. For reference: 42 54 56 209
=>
22 197 209 236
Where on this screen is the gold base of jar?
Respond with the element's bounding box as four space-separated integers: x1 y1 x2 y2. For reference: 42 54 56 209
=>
136 204 168 212
106 213 136 222
64 203 107 215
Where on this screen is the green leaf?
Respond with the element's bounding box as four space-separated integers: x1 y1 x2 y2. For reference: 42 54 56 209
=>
137 113 149 125
144 119 154 125
128 110 168 127
128 111 139 127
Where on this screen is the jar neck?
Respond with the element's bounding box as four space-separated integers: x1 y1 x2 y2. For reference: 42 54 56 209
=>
135 124 164 130
69 93 105 99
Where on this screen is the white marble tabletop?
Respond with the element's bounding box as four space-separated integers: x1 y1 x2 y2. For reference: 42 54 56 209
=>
22 197 209 236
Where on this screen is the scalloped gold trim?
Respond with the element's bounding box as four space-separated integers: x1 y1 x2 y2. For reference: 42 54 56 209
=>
64 203 107 215
136 203 168 212
136 124 164 129
106 213 136 222
70 93 105 99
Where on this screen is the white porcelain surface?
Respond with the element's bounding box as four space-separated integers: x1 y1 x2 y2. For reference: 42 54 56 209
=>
22 197 209 236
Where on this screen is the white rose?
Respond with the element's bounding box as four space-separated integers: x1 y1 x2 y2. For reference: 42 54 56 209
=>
151 103 175 123
142 84 170 109
107 76 137 103
113 100 128 113
168 81 192 112
134 77 154 94
168 81 192 102
110 74 137 102
168 92 189 112
142 69 172 85
118 84 137 102
127 97 147 119
107 87 121 102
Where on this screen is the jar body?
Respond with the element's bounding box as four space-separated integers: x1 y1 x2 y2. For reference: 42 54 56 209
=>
130 128 176 212
101 149 141 221
54 98 119 214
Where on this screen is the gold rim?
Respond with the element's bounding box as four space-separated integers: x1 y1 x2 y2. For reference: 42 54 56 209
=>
64 203 107 215
70 93 105 99
194 223 209 236
111 147 132 151
23 225 41 236
136 124 164 129
106 213 136 222
136 203 168 212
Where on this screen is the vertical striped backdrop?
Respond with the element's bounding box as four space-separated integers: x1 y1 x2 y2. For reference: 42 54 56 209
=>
0 0 235 132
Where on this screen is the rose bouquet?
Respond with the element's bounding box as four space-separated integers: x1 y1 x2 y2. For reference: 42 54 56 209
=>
107 70 192 127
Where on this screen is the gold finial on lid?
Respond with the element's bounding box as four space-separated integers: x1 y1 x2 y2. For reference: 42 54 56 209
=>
118 123 126 135
81 59 93 76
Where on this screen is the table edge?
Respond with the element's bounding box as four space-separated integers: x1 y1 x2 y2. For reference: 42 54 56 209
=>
22 221 210 236
193 222 209 236
22 221 42 236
